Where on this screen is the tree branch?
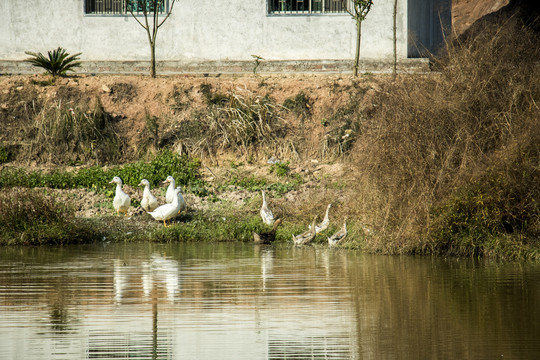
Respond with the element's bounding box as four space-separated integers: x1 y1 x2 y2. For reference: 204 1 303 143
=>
158 0 176 28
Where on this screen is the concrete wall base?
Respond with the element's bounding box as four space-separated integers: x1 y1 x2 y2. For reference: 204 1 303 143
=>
0 59 430 76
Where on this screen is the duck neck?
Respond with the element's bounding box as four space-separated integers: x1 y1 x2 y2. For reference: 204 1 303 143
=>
116 183 123 194
168 181 175 194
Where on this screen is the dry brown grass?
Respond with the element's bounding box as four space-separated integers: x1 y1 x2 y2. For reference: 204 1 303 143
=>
28 99 121 164
169 91 296 161
349 17 540 255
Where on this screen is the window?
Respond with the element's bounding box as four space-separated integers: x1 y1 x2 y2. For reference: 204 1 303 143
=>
84 0 169 15
268 0 350 14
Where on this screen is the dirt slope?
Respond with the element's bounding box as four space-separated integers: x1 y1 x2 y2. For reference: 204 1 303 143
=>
453 0 510 35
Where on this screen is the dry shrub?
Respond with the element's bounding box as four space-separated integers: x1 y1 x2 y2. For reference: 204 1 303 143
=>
0 188 66 227
0 82 123 165
0 188 68 245
351 18 540 254
28 99 121 164
173 92 293 160
0 188 100 245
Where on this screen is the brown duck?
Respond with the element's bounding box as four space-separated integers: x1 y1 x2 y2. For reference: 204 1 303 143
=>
292 216 317 246
253 219 282 245
328 217 348 246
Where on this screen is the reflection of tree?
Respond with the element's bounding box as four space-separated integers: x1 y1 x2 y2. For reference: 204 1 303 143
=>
47 275 79 334
48 303 72 333
152 285 158 360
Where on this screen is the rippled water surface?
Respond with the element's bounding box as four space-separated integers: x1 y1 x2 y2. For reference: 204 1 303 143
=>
1 242 539 359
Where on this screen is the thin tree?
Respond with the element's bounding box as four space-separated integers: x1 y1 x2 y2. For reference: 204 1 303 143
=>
127 0 176 78
393 0 398 77
347 0 374 77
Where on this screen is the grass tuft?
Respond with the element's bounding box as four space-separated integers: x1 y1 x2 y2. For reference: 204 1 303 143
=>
0 189 97 245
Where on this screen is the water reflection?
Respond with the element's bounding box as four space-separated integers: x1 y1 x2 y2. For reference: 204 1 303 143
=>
259 247 273 291
139 254 180 303
0 243 539 359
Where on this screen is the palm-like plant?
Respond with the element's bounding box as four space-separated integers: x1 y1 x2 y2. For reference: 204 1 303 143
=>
24 47 82 77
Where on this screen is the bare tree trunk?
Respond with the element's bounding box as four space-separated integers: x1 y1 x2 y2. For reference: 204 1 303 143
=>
129 0 176 78
150 42 156 78
393 0 398 78
146 28 156 78
353 19 362 77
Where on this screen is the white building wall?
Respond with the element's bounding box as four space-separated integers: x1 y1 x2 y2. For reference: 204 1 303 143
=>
0 0 410 63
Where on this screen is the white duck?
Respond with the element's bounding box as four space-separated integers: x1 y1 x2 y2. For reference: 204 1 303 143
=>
176 185 187 215
109 176 131 216
260 190 275 225
163 176 186 215
328 217 348 246
147 187 182 227
309 204 331 233
163 175 177 204
138 179 158 212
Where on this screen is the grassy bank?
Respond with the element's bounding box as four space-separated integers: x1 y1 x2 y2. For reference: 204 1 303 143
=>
1 19 538 260
0 188 369 247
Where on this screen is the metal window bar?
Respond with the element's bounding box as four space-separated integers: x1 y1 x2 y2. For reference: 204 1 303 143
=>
85 0 168 15
269 0 349 14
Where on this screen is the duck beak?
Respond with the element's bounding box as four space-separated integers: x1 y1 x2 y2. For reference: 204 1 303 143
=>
109 180 114 184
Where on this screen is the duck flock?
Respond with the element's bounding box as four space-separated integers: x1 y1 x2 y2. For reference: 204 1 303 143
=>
109 175 186 227
110 176 347 247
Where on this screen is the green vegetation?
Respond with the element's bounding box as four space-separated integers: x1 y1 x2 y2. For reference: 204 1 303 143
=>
0 146 9 164
428 141 540 259
251 54 264 74
0 151 202 192
24 47 82 77
269 161 290 177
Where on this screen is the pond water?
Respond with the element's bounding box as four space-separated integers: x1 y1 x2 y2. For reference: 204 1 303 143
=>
0 242 539 360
